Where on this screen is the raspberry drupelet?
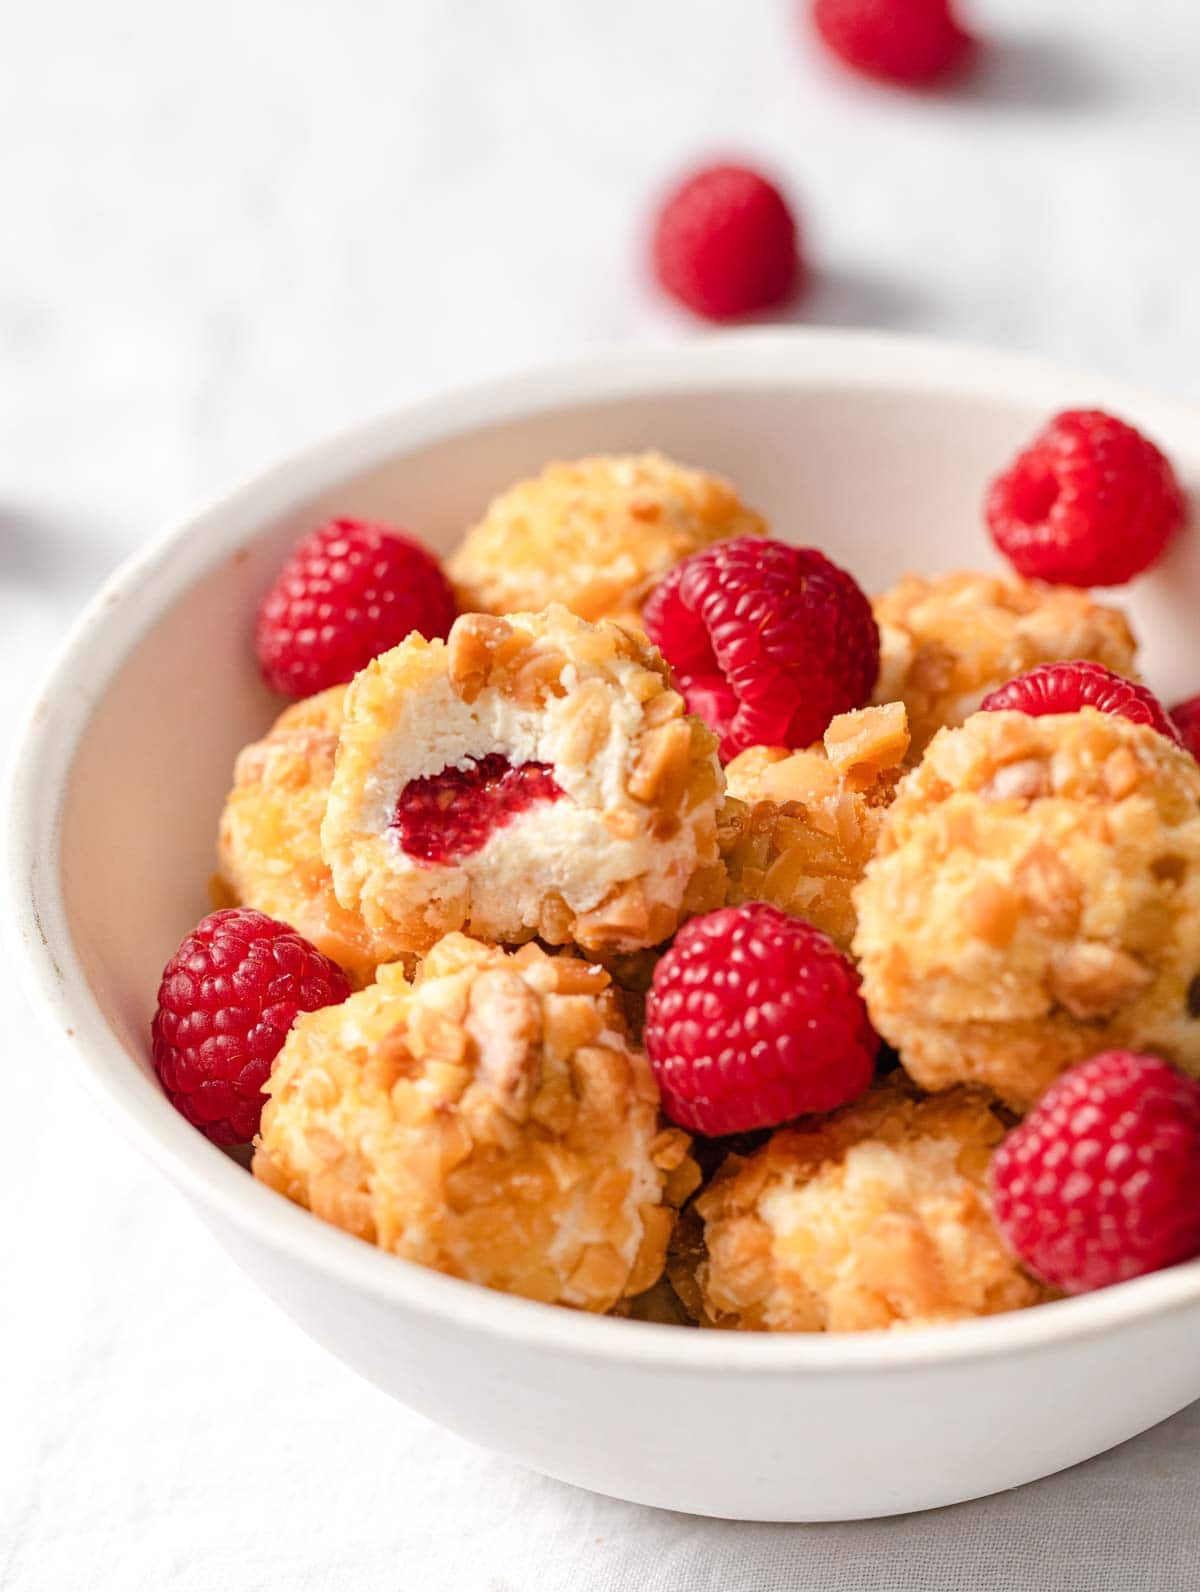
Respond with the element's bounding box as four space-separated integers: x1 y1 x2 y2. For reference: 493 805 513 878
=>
671 1079 1046 1332
854 707 1200 1110
321 606 726 959
448 453 765 632
255 518 457 698
872 570 1139 760
986 409 1186 588
217 687 412 986
644 537 880 761
720 702 910 952
990 1051 1200 1295
253 935 700 1312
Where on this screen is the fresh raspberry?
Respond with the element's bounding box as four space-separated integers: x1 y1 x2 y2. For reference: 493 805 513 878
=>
151 908 351 1145
986 409 1186 588
990 1051 1200 1295
642 537 879 760
810 0 975 87
1170 694 1200 762
980 660 1181 743
391 754 564 864
652 164 802 321
256 518 457 698
643 903 878 1135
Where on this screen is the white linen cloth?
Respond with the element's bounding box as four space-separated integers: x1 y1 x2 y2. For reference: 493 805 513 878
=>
3 2 1199 1586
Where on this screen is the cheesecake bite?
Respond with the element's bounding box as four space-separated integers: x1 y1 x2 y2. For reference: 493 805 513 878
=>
253 934 699 1311
673 1080 1045 1332
321 606 726 958
872 570 1138 758
854 707 1200 1108
720 703 909 951
448 452 765 630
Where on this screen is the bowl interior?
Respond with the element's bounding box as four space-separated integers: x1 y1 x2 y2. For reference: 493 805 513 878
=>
22 336 1200 1352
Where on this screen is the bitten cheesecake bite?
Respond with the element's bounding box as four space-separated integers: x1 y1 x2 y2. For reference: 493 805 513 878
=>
322 606 726 957
673 1080 1045 1332
253 935 700 1311
854 708 1200 1109
872 571 1138 758
217 688 409 985
720 703 909 952
448 452 765 630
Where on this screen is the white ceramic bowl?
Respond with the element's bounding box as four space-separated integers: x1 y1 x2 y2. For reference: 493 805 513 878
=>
9 331 1200 1523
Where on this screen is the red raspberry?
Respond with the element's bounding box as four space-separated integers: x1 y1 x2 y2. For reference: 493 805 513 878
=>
990 1052 1200 1295
652 164 802 321
392 754 563 864
256 518 457 698
643 903 878 1135
987 409 1186 588
1170 695 1200 761
151 908 351 1145
979 660 1181 743
643 537 879 760
810 0 975 87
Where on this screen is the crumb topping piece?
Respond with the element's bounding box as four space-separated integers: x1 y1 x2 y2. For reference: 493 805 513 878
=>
720 704 909 951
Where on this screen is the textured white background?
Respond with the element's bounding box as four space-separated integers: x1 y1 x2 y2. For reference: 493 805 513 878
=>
3 2 1200 1588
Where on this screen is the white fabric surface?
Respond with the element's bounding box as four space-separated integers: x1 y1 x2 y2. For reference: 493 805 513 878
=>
3 1 1200 1586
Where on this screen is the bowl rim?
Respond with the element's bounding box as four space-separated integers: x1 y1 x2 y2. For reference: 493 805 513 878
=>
9 326 1200 1374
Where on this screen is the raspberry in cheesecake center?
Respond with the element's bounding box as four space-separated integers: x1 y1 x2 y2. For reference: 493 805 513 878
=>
391 753 564 864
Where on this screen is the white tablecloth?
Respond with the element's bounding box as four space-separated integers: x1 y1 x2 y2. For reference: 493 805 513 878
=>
4 2 1200 1586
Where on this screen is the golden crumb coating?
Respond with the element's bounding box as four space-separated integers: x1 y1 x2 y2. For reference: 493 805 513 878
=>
873 571 1139 759
322 606 726 958
720 704 909 952
253 935 700 1311
674 1080 1045 1332
448 452 765 630
854 709 1200 1109
217 688 410 985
